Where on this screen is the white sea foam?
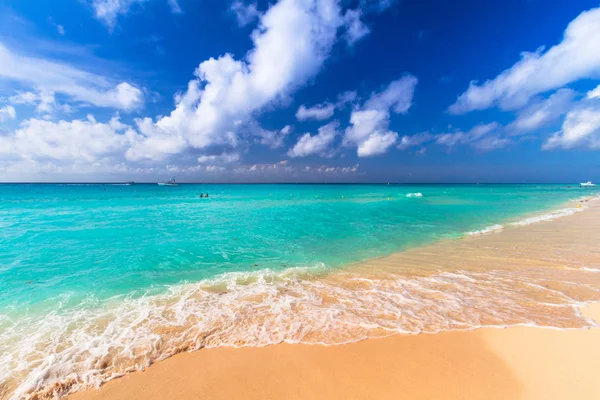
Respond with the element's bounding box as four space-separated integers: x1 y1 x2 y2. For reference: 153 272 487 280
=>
406 192 423 198
510 207 583 226
1 265 598 400
466 224 504 236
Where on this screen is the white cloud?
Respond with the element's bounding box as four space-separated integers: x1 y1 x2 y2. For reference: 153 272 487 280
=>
344 75 417 157
296 103 336 121
9 88 71 114
0 105 16 122
0 115 135 165
436 122 500 147
364 75 418 114
91 0 149 28
288 121 339 157
254 124 292 149
343 9 370 45
132 0 345 159
449 7 600 114
508 88 575 134
397 131 432 150
295 90 357 121
587 84 600 99
357 131 397 157
544 97 600 150
231 1 260 26
197 152 241 164
0 43 143 111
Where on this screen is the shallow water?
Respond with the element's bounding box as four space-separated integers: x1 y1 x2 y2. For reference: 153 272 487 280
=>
0 183 598 399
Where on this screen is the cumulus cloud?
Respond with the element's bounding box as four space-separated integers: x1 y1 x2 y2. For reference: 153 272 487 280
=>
508 88 575 134
296 103 336 121
449 7 600 114
543 90 600 150
0 43 143 111
296 90 357 121
344 74 418 157
0 105 16 122
288 121 339 157
231 1 260 26
0 115 135 165
9 88 74 115
131 0 345 160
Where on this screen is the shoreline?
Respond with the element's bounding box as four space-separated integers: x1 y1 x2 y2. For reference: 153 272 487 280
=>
11 194 600 399
68 303 600 400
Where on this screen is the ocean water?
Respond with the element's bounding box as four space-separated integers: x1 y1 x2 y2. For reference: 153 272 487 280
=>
0 183 598 399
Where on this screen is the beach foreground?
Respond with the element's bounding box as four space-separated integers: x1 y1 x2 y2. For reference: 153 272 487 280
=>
65 197 600 400
69 304 600 400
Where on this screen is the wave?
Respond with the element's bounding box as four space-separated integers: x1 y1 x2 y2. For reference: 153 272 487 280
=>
3 264 599 400
466 224 504 236
510 207 583 226
406 192 423 198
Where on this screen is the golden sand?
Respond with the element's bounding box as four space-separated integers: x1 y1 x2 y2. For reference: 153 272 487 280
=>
69 303 600 400
67 197 600 400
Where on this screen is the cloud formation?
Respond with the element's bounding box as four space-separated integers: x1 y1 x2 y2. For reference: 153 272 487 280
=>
449 7 600 114
398 123 507 152
0 43 143 111
128 0 346 161
508 89 575 134
288 121 339 157
296 90 357 121
544 85 600 150
231 1 260 26
0 105 16 122
344 74 418 157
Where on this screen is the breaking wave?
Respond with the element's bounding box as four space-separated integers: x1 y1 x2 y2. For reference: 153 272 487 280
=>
2 264 599 399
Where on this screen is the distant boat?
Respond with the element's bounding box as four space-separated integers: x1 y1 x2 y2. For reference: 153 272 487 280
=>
125 181 135 185
158 177 178 186
580 181 596 187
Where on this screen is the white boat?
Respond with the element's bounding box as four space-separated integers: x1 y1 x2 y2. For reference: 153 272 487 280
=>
580 181 596 187
158 177 178 186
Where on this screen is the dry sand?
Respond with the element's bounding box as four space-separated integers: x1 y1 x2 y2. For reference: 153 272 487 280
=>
69 197 600 400
70 304 600 400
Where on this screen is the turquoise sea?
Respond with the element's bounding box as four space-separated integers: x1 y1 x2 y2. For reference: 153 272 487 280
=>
0 183 597 399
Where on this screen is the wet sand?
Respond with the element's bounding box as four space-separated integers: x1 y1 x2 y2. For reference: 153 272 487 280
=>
69 303 600 400
65 196 600 400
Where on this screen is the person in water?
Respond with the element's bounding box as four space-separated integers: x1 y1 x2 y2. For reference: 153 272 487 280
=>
200 193 204 198
205 193 209 198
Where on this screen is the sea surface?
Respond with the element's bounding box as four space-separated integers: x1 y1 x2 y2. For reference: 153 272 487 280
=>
0 183 598 399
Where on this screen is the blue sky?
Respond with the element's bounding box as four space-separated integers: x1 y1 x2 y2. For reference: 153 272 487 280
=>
0 0 599 182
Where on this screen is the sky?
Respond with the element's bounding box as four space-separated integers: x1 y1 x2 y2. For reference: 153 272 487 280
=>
0 0 599 183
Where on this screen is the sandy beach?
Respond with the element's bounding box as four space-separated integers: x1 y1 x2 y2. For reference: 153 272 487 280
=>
63 196 600 400
67 305 600 400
